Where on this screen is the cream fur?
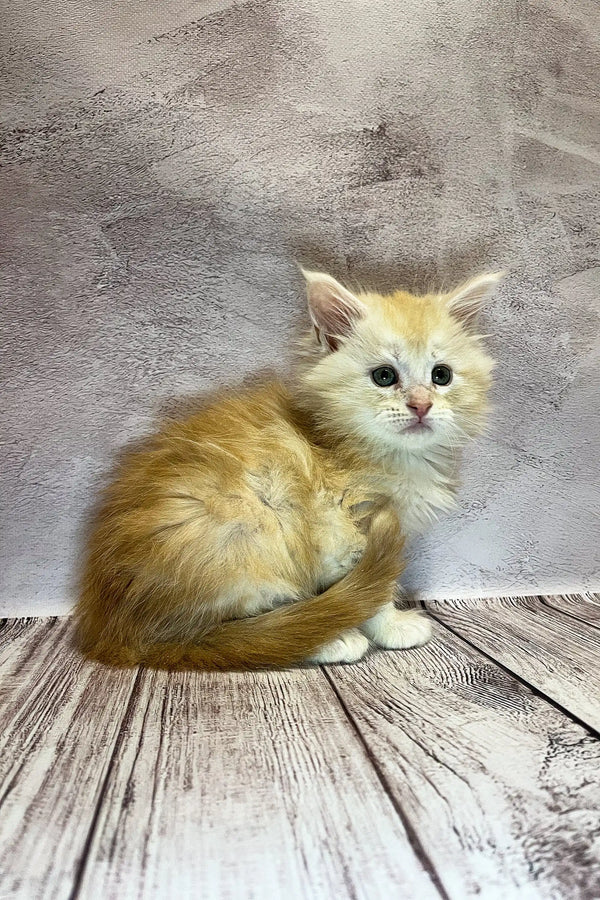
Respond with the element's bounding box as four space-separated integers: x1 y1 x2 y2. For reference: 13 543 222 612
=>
295 272 498 538
75 269 498 669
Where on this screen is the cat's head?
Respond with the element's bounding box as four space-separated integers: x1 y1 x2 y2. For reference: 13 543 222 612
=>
295 269 499 458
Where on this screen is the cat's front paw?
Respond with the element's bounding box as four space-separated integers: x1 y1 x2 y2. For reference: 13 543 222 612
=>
307 628 370 665
361 606 432 649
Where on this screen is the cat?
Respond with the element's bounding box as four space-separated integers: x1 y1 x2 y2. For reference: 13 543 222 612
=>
76 267 499 669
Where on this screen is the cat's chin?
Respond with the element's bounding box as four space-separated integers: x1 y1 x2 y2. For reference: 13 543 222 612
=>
399 429 437 448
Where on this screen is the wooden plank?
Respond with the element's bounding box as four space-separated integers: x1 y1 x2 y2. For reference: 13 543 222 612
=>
0 617 138 900
427 596 600 732
327 623 600 900
75 665 440 900
540 592 600 628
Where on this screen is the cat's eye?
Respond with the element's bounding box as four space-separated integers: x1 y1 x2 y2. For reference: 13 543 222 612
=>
432 364 453 386
371 366 399 387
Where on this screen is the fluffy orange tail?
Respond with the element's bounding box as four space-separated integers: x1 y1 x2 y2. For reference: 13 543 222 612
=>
82 507 404 671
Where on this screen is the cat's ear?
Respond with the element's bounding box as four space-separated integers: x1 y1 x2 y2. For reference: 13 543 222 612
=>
446 272 504 328
301 269 367 351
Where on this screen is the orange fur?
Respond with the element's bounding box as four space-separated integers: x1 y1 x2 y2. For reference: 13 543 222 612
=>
79 504 404 670
76 270 499 669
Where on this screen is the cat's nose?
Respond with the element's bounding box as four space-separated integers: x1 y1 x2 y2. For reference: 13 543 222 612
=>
406 400 432 421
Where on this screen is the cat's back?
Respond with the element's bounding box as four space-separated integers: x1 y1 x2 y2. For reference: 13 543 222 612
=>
175 378 303 452
77 379 319 636
85 379 316 561
155 378 315 485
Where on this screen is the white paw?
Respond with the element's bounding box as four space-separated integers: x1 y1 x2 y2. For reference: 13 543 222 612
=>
307 628 370 664
362 608 432 650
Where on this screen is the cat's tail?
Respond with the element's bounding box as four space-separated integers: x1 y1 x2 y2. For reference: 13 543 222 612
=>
86 506 405 671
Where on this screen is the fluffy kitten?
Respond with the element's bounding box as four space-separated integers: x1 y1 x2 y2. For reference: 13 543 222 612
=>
76 269 499 669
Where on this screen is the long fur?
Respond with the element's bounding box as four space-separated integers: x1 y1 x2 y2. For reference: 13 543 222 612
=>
76 270 498 670
79 506 404 670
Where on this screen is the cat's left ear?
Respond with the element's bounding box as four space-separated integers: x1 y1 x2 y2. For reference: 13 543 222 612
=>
301 268 367 351
445 272 504 328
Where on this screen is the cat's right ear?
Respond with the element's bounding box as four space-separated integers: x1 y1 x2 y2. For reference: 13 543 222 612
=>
445 272 504 328
301 269 367 351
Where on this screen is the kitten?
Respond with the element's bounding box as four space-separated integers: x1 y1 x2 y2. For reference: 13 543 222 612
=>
76 268 499 669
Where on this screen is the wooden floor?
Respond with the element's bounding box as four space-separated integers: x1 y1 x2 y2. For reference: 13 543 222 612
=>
1 595 599 900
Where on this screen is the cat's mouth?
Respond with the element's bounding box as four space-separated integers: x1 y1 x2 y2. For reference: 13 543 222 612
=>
403 421 433 434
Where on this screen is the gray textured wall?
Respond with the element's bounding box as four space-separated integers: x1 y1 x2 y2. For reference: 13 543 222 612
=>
1 0 599 615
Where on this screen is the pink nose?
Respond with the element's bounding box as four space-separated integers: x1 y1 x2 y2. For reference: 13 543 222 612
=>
406 400 432 421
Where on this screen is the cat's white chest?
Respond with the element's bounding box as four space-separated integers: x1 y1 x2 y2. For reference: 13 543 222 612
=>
388 455 457 538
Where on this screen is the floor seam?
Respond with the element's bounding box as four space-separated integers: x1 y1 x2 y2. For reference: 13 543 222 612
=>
67 667 144 900
424 601 600 741
321 665 450 900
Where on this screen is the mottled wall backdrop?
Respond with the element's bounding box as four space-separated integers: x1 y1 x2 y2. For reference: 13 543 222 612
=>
1 0 599 614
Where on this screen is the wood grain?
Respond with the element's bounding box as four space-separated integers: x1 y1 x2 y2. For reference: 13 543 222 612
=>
327 622 600 900
74 665 439 900
426 596 600 733
2 602 599 900
0 617 137 900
